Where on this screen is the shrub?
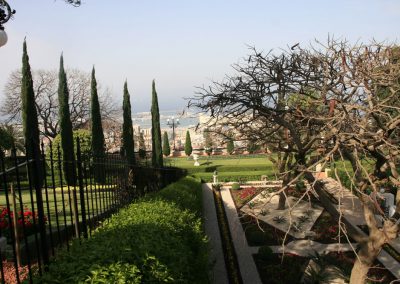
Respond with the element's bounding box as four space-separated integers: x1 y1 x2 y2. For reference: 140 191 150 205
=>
247 230 266 246
258 246 274 261
231 182 241 190
34 177 209 283
47 129 92 163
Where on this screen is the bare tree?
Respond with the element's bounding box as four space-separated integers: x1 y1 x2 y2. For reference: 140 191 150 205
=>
1 68 118 139
190 39 400 283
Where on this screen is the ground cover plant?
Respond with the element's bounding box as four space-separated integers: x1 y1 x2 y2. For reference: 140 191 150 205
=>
230 186 268 209
32 177 209 283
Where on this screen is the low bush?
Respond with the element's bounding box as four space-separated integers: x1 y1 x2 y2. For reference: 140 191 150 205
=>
34 177 209 283
258 246 274 262
231 182 241 190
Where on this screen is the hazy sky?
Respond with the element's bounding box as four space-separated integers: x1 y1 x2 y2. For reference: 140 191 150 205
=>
1 0 399 113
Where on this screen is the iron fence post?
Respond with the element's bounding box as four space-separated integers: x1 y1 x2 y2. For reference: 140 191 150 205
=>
31 142 49 269
76 138 88 239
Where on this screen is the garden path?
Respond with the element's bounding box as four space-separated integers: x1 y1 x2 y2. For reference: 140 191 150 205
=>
202 184 229 284
322 178 400 279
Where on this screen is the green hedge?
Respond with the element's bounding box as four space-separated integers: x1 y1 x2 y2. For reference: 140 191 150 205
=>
186 164 273 174
34 177 209 283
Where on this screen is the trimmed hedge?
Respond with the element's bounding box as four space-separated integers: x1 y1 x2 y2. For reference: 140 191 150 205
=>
34 177 209 283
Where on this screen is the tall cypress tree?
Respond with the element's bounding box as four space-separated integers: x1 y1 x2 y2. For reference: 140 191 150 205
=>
90 67 106 182
184 130 192 156
227 139 235 155
21 40 44 185
138 131 146 159
151 80 163 167
162 131 170 157
122 81 135 166
58 54 75 185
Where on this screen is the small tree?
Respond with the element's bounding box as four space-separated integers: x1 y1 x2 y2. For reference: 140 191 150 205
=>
247 140 259 154
90 67 106 183
184 130 193 156
58 54 75 186
122 81 135 166
138 132 146 159
226 139 234 155
203 128 213 156
151 80 163 167
21 40 43 185
162 131 170 157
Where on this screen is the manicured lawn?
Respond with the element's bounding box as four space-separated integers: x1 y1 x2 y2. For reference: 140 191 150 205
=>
165 155 276 182
0 185 116 227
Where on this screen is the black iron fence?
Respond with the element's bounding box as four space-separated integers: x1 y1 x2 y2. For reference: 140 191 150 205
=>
0 138 186 284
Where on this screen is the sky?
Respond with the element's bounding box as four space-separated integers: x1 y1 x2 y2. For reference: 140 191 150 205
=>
0 0 399 113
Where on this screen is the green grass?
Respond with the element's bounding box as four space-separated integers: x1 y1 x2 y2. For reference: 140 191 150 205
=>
165 155 276 182
34 177 209 283
0 185 116 227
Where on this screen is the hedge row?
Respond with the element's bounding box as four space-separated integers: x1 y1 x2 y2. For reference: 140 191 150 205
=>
193 172 276 183
186 164 274 174
35 177 209 283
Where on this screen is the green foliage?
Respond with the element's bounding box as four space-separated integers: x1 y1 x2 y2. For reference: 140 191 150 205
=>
58 54 75 185
49 130 91 167
231 182 240 190
138 131 146 159
21 40 43 184
34 177 209 284
85 262 142 283
163 131 170 157
151 80 163 167
247 140 260 154
258 246 274 261
184 130 193 156
90 67 106 183
122 81 136 166
226 139 234 155
203 128 213 156
0 126 14 151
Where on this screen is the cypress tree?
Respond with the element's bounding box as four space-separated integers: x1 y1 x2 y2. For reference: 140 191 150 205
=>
151 80 163 167
21 40 43 186
138 131 146 159
58 54 75 185
90 67 106 182
162 131 170 157
184 130 192 156
122 81 135 166
227 139 234 155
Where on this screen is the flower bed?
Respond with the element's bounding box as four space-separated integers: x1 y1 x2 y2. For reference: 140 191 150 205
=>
0 207 45 240
33 177 209 283
230 186 268 208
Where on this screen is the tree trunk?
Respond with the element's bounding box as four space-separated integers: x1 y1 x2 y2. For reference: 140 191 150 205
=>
275 152 291 210
349 206 398 284
277 176 289 210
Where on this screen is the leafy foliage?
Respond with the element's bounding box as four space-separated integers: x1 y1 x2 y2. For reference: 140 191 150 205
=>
151 80 163 167
226 139 234 155
21 40 43 185
57 54 75 185
48 129 91 171
90 67 106 182
184 130 192 156
162 131 170 157
138 131 146 159
34 177 209 283
122 81 136 166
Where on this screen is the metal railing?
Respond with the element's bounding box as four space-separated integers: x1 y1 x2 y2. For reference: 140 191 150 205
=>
0 138 186 283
